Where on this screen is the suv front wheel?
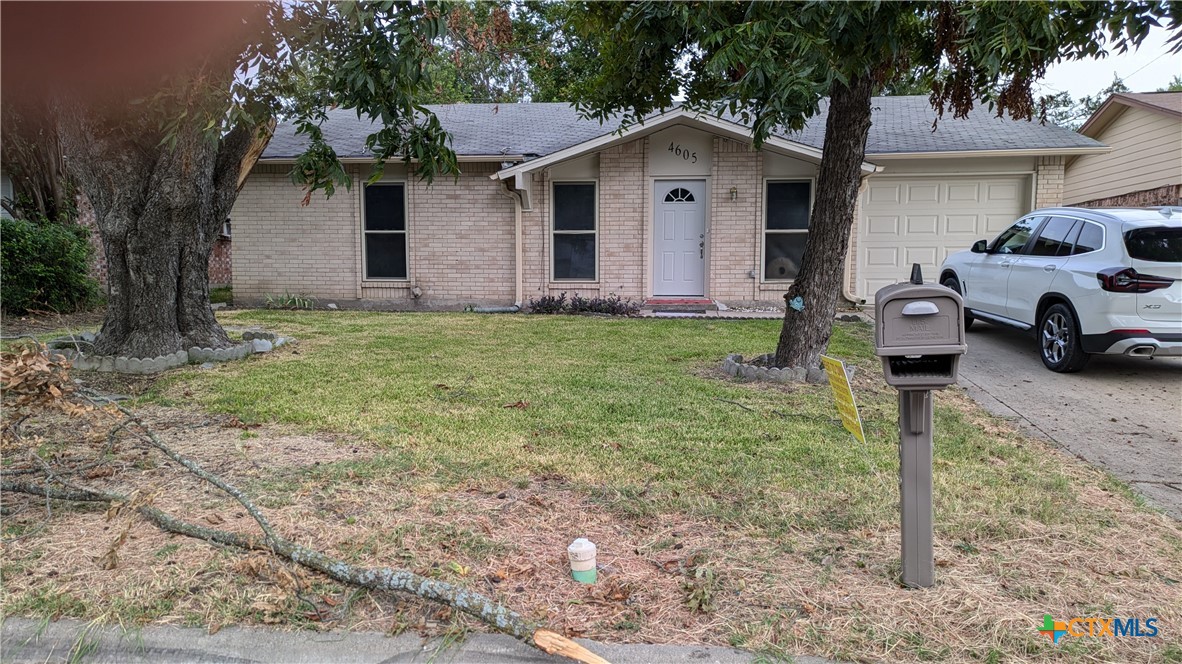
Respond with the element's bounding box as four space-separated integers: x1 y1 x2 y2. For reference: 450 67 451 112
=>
1038 303 1089 372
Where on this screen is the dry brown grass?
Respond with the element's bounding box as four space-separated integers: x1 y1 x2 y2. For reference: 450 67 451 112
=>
3 400 1181 663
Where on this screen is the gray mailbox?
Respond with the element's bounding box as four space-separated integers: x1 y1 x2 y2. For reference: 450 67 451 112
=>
874 265 966 589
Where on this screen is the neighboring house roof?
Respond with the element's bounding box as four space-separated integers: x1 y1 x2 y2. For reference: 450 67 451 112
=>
1078 92 1182 137
260 96 1105 163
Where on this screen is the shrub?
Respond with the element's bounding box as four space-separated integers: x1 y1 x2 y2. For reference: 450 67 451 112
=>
0 217 99 314
210 286 233 305
264 292 317 310
527 292 640 316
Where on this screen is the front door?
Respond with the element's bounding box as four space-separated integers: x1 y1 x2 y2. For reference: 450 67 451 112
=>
653 180 706 297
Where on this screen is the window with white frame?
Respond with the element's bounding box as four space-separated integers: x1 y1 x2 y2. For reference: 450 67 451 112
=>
764 181 812 280
363 183 408 279
552 182 596 280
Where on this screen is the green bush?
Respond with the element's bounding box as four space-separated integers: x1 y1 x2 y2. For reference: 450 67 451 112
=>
1 217 100 314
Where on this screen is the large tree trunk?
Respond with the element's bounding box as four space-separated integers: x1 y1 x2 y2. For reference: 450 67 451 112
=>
55 100 261 358
773 75 874 369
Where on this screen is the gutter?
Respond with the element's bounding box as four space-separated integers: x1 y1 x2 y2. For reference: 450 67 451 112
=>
498 180 525 309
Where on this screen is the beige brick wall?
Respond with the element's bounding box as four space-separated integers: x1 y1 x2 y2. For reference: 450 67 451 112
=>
231 164 360 302
233 139 826 308
710 138 762 302
232 163 516 307
1035 155 1065 208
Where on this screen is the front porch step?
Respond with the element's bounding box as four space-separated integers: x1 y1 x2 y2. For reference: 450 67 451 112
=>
643 298 718 313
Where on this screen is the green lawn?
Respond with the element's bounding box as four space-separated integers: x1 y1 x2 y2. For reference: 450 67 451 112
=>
171 309 988 531
161 311 1134 542
7 310 1182 661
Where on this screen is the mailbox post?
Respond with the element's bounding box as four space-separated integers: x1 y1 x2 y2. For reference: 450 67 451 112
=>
874 265 966 588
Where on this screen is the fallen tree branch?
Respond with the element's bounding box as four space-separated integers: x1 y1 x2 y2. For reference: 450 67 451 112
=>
6 392 609 664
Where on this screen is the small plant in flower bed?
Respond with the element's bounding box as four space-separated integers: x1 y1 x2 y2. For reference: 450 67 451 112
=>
527 292 640 316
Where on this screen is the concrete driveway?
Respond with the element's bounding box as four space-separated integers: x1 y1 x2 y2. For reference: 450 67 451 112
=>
957 322 1182 520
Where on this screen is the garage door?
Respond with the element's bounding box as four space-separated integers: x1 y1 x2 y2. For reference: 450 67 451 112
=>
856 175 1030 300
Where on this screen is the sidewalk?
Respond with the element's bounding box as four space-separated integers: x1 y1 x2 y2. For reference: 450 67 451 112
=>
1 617 839 664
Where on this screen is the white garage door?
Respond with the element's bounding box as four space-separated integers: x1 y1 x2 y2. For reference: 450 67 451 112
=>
856 175 1030 300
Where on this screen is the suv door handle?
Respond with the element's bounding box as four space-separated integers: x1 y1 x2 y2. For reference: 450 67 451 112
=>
999 260 1014 267
1043 265 1056 273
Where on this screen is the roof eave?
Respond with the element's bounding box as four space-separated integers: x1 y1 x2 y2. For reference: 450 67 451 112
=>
490 108 877 181
867 146 1111 160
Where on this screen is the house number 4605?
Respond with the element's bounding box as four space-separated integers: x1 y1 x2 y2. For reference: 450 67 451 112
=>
668 142 698 163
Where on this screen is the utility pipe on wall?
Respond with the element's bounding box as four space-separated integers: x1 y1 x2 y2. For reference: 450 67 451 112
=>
499 180 525 309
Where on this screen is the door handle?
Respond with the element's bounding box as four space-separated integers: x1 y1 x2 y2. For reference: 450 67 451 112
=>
1043 265 1056 273
699 242 704 259
999 260 1014 267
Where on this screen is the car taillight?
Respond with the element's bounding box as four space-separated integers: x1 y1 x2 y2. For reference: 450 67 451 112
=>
1096 267 1175 293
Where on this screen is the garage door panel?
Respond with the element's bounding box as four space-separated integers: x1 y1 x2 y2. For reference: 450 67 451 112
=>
947 182 981 203
984 213 1016 233
858 175 1029 300
905 215 939 235
868 184 901 204
945 214 978 234
865 247 898 266
906 184 939 203
866 216 899 234
987 183 1019 202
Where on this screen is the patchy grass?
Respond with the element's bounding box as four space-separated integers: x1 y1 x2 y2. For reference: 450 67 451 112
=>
3 311 1180 662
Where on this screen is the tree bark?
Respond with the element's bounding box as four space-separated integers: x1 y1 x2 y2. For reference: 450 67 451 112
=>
773 75 874 369
54 101 259 358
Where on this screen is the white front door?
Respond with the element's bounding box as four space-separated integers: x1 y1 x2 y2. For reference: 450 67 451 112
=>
653 180 706 297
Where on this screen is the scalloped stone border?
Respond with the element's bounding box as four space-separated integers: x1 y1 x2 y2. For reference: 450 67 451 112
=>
56 343 254 374
721 353 853 385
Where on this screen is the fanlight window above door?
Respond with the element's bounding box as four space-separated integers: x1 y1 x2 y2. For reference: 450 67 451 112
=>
663 187 695 203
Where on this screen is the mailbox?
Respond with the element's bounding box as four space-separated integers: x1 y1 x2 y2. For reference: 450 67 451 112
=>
874 282 966 389
873 264 968 589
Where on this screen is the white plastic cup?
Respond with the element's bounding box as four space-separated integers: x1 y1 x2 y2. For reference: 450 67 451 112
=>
567 537 597 584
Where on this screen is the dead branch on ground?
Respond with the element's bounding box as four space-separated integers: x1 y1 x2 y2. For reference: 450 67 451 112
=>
0 344 608 664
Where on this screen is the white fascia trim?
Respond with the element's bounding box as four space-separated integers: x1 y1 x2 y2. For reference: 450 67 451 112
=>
867 146 1112 159
489 108 878 181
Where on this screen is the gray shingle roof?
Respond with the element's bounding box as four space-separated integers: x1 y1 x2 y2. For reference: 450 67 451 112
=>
261 96 1103 161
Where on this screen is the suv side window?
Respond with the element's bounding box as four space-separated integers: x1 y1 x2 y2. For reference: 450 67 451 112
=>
991 216 1043 254
1028 216 1080 257
1070 221 1104 255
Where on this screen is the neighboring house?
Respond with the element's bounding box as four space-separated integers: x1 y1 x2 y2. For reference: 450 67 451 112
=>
231 97 1106 308
1063 92 1182 208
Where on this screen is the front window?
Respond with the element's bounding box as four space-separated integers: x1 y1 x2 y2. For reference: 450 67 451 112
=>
363 183 407 279
764 181 812 280
990 216 1041 255
552 182 596 280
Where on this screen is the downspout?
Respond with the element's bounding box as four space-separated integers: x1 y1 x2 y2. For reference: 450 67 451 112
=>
498 180 525 310
842 166 884 307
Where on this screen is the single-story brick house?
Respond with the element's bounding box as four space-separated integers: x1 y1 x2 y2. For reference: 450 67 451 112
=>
231 97 1106 308
1063 91 1181 208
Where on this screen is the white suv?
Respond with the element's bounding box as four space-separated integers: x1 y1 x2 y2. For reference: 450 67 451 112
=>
939 207 1181 372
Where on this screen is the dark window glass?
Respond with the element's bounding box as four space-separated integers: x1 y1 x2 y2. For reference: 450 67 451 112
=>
554 183 595 231
1029 217 1079 257
766 182 811 230
991 216 1041 254
764 234 808 280
664 187 695 202
365 233 407 279
364 184 405 231
1125 227 1182 262
553 233 596 280
1071 222 1104 255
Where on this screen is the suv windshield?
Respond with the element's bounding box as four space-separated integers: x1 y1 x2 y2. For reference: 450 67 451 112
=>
1125 227 1182 262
